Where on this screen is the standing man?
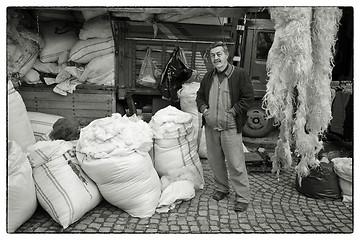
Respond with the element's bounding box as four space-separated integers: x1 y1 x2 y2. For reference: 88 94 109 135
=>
196 41 254 212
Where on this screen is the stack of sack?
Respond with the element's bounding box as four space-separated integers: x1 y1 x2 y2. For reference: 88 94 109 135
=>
149 106 204 212
7 9 115 95
332 158 353 202
27 140 102 229
38 15 115 96
7 140 37 233
70 16 115 87
76 114 161 218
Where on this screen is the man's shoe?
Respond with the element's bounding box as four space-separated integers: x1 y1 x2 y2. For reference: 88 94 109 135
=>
234 202 248 212
212 191 229 201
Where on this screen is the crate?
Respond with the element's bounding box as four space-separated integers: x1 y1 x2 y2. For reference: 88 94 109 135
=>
18 84 116 125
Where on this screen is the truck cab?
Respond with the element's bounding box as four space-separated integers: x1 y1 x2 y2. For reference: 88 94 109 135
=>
234 12 275 137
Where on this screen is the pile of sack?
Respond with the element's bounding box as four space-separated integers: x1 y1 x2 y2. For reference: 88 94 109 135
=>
7 9 115 95
7 91 210 232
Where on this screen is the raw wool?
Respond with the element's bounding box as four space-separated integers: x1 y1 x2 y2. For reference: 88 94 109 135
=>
295 7 342 179
265 7 342 179
78 114 153 158
265 7 313 175
27 140 102 229
7 140 37 233
307 7 342 134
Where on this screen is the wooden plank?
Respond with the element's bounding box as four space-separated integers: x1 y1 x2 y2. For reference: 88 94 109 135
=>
73 109 112 118
20 90 115 102
23 100 113 110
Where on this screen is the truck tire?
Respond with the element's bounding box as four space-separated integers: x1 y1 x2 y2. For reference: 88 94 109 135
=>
243 106 274 138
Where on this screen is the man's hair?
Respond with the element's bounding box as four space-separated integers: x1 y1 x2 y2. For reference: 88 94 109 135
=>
209 41 229 54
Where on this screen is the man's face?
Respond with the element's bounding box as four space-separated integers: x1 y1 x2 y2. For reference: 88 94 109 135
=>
210 46 229 71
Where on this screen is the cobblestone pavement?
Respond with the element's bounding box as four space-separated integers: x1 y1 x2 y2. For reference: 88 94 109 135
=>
15 156 353 234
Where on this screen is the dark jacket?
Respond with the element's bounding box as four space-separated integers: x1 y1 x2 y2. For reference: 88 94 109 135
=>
196 64 254 133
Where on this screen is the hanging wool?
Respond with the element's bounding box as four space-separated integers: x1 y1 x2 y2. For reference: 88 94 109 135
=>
264 7 313 175
295 7 342 180
307 7 342 133
265 6 342 180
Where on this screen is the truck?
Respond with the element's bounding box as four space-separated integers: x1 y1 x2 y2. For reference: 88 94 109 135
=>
10 7 353 138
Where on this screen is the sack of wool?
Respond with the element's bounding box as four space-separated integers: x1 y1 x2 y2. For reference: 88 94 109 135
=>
27 111 63 141
79 16 112 40
39 21 78 63
178 82 202 147
33 59 63 75
7 140 37 233
149 106 204 189
69 37 114 64
7 11 43 77
79 53 115 86
76 114 161 218
22 68 41 84
7 81 36 152
332 158 352 199
7 39 39 77
27 140 102 229
81 9 107 22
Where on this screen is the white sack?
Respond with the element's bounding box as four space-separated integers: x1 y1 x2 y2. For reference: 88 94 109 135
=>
79 16 112 40
79 53 115 86
81 9 108 22
33 59 63 75
27 111 63 141
23 68 41 84
7 81 36 152
150 106 205 189
332 157 353 199
69 37 114 64
28 140 102 229
178 82 202 147
77 150 161 218
156 180 195 213
7 140 37 233
39 21 78 63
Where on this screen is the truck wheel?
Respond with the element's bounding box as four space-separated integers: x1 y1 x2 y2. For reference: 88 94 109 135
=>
243 107 273 138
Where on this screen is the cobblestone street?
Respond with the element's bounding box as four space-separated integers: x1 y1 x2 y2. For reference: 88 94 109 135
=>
15 156 353 234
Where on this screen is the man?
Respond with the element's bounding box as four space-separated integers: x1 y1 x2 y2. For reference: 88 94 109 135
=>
196 41 254 212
